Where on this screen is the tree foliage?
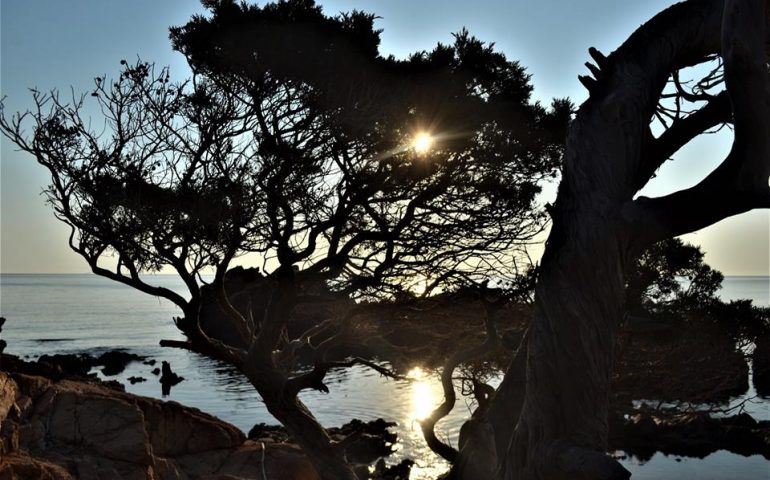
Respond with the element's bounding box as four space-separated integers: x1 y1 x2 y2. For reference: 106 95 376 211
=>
625 238 723 315
1 1 571 320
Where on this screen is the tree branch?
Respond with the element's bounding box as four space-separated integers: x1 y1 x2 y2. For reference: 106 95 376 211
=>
628 0 770 246
420 301 501 463
636 90 732 191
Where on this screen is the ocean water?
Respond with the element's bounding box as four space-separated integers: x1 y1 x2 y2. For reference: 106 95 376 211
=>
715 276 769 306
0 274 768 479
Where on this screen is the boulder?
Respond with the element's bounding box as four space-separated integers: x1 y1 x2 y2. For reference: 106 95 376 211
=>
96 351 143 376
0 453 74 480
138 396 243 457
0 371 17 422
0 365 318 480
41 383 152 464
247 418 402 469
174 442 318 480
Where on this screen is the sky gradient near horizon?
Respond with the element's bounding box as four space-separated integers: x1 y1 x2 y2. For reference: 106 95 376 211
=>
1 0 768 275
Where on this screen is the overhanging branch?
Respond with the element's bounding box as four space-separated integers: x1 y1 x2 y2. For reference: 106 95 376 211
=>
628 0 770 246
636 90 732 191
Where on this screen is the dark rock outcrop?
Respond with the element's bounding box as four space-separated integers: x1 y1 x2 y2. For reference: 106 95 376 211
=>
609 411 770 461
97 350 143 376
37 353 94 377
0 365 318 479
248 418 401 469
328 418 398 465
33 349 143 378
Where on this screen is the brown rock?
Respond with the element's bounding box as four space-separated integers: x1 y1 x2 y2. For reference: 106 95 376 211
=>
0 371 320 480
42 384 152 465
150 457 183 480
174 442 318 480
18 418 46 450
74 455 152 480
0 453 73 480
139 398 243 457
0 372 17 421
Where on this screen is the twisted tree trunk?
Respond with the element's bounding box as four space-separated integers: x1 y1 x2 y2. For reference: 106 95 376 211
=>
454 1 770 478
499 217 630 480
246 366 358 480
242 276 359 480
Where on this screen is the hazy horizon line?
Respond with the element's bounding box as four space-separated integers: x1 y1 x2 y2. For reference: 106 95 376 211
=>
1 271 768 278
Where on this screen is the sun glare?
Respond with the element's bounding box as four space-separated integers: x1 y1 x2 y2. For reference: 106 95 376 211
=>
413 132 433 154
407 366 438 421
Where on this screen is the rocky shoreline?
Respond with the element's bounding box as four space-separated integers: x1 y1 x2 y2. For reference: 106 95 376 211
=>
0 353 410 480
2 310 769 479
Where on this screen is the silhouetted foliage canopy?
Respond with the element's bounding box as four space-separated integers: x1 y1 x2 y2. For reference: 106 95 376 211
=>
625 238 768 345
1 0 571 315
625 238 723 315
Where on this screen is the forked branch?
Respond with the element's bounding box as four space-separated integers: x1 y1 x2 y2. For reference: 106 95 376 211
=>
630 0 770 246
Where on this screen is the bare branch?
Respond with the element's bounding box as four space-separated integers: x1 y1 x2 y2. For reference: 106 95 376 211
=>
636 90 732 191
420 297 501 463
628 0 770 246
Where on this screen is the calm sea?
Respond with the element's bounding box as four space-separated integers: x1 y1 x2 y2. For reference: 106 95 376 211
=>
0 274 768 479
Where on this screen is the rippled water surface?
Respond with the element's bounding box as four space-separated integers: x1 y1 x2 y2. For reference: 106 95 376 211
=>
1 274 768 479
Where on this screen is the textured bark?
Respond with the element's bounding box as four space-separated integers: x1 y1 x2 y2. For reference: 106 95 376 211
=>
248 371 358 480
499 216 630 480
485 330 528 457
242 277 359 480
453 1 770 479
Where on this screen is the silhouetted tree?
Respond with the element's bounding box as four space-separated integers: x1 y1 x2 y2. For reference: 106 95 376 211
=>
624 238 768 350
0 1 570 477
451 1 770 479
625 238 723 316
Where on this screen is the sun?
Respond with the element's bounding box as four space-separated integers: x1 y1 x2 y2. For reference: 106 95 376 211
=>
413 132 433 154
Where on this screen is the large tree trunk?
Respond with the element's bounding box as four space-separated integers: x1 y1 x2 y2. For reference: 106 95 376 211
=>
243 276 359 480
454 1 769 479
498 212 629 480
246 368 359 480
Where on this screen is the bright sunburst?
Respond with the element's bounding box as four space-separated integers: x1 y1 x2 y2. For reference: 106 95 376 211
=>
413 132 433 154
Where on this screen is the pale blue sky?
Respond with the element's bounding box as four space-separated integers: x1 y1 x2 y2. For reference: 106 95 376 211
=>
1 0 768 274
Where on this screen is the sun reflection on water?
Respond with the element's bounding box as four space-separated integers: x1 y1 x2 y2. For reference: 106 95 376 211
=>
404 366 454 479
407 366 439 422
